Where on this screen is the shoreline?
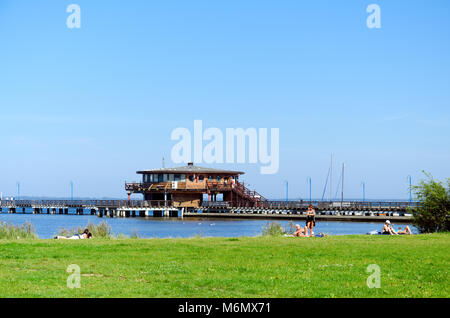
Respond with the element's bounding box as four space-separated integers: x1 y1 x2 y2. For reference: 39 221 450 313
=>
184 212 413 223
0 232 420 241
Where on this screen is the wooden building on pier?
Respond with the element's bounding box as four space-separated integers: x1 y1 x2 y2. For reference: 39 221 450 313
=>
125 163 266 208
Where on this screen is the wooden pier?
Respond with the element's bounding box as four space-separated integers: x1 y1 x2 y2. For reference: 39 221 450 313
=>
0 199 418 222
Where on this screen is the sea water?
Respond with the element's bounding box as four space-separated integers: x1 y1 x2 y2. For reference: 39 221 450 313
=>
0 212 417 239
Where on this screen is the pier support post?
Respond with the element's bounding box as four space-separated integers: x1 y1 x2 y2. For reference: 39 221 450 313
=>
106 209 114 217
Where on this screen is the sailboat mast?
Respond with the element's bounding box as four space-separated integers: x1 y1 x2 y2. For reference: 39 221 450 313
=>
341 163 344 203
330 154 333 202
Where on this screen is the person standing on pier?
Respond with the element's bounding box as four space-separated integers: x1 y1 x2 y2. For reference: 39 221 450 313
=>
305 204 316 237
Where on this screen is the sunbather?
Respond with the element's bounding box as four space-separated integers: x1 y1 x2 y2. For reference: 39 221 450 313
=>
382 220 398 235
55 229 92 240
397 226 413 235
292 224 307 237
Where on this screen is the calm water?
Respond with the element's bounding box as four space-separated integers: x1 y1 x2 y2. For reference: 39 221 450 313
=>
0 212 417 238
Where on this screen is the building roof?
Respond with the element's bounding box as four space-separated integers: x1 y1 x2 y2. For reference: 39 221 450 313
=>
136 163 244 175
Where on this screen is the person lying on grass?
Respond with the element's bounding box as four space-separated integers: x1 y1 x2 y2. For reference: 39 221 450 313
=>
54 229 92 240
397 226 413 235
382 220 398 235
292 224 307 237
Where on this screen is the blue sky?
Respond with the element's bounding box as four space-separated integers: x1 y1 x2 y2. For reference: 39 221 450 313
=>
0 0 449 200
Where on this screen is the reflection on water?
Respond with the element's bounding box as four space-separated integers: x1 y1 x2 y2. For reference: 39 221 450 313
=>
0 212 417 239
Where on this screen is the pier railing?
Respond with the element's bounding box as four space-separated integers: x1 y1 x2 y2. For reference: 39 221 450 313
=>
0 199 173 208
267 200 420 210
202 200 421 210
0 199 421 211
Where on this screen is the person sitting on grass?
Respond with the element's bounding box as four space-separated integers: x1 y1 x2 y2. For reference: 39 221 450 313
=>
397 226 413 235
292 224 307 237
55 229 92 240
382 220 398 235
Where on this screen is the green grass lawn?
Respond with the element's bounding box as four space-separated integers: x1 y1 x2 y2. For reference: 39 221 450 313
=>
0 233 448 298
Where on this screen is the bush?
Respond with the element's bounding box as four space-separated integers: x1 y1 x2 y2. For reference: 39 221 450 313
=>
115 233 129 239
0 221 38 240
87 221 112 238
283 221 298 235
130 229 140 239
411 172 450 233
262 221 285 236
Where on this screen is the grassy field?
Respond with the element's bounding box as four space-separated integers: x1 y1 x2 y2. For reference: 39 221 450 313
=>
0 233 448 298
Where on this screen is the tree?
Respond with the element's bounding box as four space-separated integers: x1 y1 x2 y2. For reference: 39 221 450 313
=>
411 172 450 233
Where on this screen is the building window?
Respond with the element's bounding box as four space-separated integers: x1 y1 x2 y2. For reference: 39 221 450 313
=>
174 174 181 181
188 175 194 182
199 175 204 181
168 174 174 181
208 175 213 182
216 176 221 182
180 174 186 181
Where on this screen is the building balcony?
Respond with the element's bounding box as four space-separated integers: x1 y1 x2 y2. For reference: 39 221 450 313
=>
125 181 237 193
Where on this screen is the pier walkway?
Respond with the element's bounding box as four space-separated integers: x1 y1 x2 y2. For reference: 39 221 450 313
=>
0 199 419 221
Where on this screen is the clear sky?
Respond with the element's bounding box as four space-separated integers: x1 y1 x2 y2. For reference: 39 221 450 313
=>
0 0 449 200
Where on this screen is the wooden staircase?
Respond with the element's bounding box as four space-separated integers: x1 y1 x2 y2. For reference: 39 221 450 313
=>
231 181 267 207
206 181 267 207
